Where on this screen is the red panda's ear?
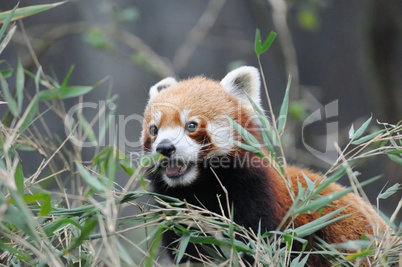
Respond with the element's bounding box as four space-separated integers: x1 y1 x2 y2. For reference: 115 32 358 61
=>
149 77 178 100
220 66 263 111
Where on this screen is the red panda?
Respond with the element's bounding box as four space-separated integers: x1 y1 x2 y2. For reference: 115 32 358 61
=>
141 66 387 266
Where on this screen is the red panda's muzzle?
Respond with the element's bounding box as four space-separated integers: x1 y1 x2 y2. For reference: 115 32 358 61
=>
155 139 194 179
165 160 189 178
155 139 176 157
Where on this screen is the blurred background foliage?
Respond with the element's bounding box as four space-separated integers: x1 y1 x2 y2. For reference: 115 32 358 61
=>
1 0 401 220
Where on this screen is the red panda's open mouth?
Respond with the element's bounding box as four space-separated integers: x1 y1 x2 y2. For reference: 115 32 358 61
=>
159 159 192 179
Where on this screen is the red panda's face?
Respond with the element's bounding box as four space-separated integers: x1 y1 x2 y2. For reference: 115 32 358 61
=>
141 66 263 187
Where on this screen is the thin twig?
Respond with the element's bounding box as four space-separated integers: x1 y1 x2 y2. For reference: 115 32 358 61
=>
172 0 226 72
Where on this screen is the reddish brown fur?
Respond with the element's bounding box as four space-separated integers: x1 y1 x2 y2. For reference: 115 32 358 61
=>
269 166 386 266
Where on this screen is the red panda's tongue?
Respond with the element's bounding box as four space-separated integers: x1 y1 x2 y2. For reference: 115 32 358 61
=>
165 162 188 178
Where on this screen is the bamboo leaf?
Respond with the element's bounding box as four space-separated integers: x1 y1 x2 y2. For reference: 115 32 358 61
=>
18 95 39 133
43 218 83 236
61 65 75 88
351 116 372 140
254 29 277 56
16 59 24 113
277 75 292 134
116 239 135 265
75 161 106 191
290 252 310 267
348 124 355 139
0 73 18 116
388 154 402 166
246 95 279 147
177 234 191 263
21 193 52 217
254 28 262 56
0 5 16 38
296 176 379 214
294 207 348 237
77 112 98 146
145 224 163 267
225 115 260 148
351 129 385 145
0 242 31 262
0 2 66 23
0 24 16 54
14 163 24 195
39 85 94 101
68 218 98 252
378 183 401 199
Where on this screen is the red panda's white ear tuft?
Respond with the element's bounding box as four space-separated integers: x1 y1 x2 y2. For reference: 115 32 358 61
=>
149 77 178 100
220 66 263 110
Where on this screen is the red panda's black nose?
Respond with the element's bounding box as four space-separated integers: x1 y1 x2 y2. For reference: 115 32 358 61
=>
156 139 176 157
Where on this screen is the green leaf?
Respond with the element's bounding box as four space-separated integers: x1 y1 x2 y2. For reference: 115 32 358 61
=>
2 203 35 237
68 218 98 252
312 165 347 198
145 224 163 267
140 153 162 168
351 116 372 140
0 24 16 54
290 252 310 267
0 2 66 23
301 171 316 192
378 183 401 199
277 75 292 134
39 85 94 101
0 5 17 54
0 5 16 38
246 95 279 147
351 129 385 145
177 234 191 263
254 29 277 56
34 66 42 93
0 68 13 78
388 154 402 166
61 65 75 88
43 217 83 236
225 115 260 148
254 29 262 56
231 139 261 154
348 124 355 139
77 112 98 146
115 239 135 265
296 176 379 214
21 193 52 217
385 149 402 155
0 73 18 116
18 95 39 133
294 207 348 237
0 241 32 262
16 59 24 113
14 163 24 195
75 161 107 191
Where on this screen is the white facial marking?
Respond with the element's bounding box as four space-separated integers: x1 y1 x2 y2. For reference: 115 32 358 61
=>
207 121 234 156
153 126 201 187
152 111 162 126
180 109 191 125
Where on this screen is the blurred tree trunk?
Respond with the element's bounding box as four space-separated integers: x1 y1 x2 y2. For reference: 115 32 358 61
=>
363 0 402 220
363 0 402 124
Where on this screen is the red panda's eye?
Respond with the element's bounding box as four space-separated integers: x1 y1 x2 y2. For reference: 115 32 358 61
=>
185 121 198 132
149 125 158 136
